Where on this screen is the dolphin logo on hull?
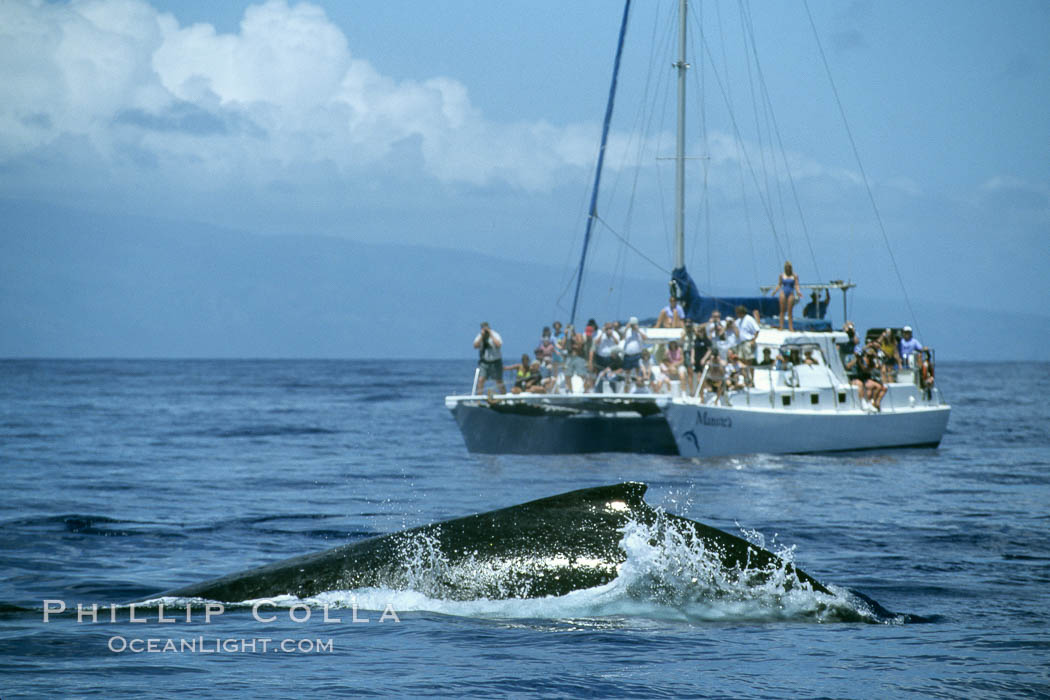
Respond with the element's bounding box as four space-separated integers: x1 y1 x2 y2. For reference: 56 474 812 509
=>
156 482 833 603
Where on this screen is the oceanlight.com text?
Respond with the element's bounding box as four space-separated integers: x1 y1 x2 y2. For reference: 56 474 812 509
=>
107 636 334 654
41 599 400 625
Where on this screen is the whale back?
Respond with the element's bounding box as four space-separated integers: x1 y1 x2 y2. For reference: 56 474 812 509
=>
160 482 829 602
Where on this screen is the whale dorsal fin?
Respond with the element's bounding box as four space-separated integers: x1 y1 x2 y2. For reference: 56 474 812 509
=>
479 481 650 520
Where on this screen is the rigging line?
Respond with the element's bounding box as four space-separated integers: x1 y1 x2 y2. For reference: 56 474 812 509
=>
613 1 675 275
599 1 662 229
616 1 675 281
554 155 600 314
740 0 794 266
614 10 667 285
716 0 760 289
652 3 678 270
802 0 921 337
594 215 671 275
685 3 707 282
744 1 795 267
738 1 778 257
569 0 632 327
699 31 787 263
740 3 822 282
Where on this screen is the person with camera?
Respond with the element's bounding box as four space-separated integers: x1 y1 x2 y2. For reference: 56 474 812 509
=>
621 317 649 380
859 342 887 412
473 322 506 395
589 321 622 381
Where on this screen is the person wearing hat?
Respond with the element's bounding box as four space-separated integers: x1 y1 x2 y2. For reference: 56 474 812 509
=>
621 316 649 379
898 326 925 369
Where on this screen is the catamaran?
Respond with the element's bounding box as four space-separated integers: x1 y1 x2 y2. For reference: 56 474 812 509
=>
446 0 950 456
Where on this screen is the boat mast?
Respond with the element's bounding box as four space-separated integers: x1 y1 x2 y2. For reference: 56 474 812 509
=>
569 0 632 327
673 0 687 270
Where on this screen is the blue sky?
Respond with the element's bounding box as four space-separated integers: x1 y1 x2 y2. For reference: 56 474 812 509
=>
2 0 1048 355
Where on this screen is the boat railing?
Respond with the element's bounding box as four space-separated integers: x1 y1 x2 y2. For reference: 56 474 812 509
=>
823 364 849 412
694 364 709 399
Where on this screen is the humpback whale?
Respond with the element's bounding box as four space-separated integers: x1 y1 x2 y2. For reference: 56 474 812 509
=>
157 482 833 603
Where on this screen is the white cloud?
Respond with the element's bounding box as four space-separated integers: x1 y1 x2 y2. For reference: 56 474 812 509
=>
884 176 923 197
0 0 594 192
979 175 1049 199
977 175 1050 225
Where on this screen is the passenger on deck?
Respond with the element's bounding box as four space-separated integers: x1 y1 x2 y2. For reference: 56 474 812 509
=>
548 332 564 368
559 324 575 356
726 350 747 390
661 340 685 386
526 361 546 393
802 289 830 319
699 346 726 403
844 349 864 399
633 348 654 390
564 335 590 393
755 347 774 367
535 349 556 392
859 344 887 411
898 326 925 368
803 348 817 365
681 322 703 394
770 260 800 331
551 321 565 347
843 321 859 351
878 329 900 382
536 327 556 362
631 373 650 394
473 321 505 395
655 296 685 328
735 305 759 364
505 353 543 394
502 354 525 392
621 317 649 379
844 336 881 408
721 318 740 358
714 322 735 361
589 322 622 385
705 310 723 339
919 349 936 399
594 364 624 393
647 349 670 393
584 319 598 355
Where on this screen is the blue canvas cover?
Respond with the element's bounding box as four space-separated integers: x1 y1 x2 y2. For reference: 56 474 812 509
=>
670 266 830 331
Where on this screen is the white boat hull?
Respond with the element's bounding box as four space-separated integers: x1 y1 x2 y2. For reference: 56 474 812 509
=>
663 394 950 458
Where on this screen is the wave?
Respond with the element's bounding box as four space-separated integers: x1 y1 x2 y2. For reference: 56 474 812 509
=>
0 513 371 543
0 514 150 536
204 425 340 439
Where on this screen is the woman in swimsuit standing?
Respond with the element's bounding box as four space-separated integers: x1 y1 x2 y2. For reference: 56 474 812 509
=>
771 260 800 331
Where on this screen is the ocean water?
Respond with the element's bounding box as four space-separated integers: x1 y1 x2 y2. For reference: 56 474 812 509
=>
1 359 1048 698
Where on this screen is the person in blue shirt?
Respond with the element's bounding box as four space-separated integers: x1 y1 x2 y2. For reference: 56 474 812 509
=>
898 326 925 368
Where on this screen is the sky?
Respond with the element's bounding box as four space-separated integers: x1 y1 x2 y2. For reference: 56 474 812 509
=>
1 0 1048 357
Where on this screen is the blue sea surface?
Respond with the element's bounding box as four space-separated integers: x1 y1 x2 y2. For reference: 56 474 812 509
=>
1 359 1048 698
